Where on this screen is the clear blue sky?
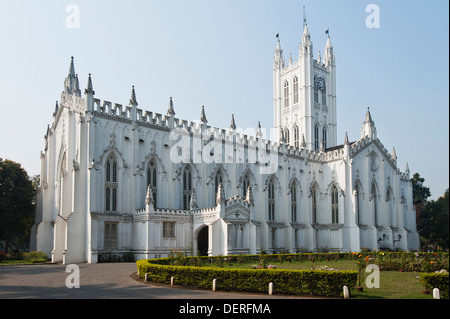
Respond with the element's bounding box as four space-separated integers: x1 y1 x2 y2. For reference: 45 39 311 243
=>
0 0 448 199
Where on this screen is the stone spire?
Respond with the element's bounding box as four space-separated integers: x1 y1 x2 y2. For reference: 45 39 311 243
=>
53 101 59 117
246 186 254 206
274 35 284 69
85 73 95 95
145 185 155 210
63 56 78 95
189 188 198 210
256 121 263 138
361 107 377 140
392 147 397 161
216 182 225 205
301 134 306 148
167 97 175 116
200 105 207 124
130 85 138 106
230 114 236 130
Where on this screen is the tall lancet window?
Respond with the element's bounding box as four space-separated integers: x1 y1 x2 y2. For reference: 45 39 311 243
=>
312 186 318 224
355 185 361 224
322 85 326 106
268 178 275 221
294 125 299 148
372 183 378 226
331 185 339 224
214 169 223 198
291 182 297 222
322 127 327 149
284 80 289 108
105 154 118 212
314 84 319 103
183 165 192 210
147 160 157 208
314 124 320 151
285 128 290 144
293 76 299 104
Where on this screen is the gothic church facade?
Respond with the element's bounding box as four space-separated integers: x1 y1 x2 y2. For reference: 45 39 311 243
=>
33 23 419 264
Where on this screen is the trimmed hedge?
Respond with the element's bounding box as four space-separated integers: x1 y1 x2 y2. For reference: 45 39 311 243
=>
420 272 449 299
137 258 357 297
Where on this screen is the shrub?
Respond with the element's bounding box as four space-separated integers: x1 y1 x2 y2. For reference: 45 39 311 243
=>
22 251 47 263
137 258 357 297
0 251 6 263
420 272 449 299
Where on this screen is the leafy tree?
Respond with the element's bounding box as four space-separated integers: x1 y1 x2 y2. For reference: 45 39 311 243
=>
0 158 35 252
411 173 431 205
411 173 432 247
420 189 449 251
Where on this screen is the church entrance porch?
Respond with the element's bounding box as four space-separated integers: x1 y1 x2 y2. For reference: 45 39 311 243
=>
197 226 209 256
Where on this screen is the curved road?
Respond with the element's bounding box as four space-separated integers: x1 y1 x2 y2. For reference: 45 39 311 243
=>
0 262 309 299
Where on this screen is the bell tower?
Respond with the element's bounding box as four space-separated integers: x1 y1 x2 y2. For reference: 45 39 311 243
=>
273 20 337 151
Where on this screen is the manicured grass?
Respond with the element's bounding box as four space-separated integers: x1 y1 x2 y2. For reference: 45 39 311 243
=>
201 259 433 299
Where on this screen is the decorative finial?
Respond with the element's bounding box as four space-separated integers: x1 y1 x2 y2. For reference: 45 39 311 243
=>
190 188 198 210
167 97 175 116
130 85 137 105
256 121 262 138
200 105 207 124
230 114 236 130
85 73 95 95
216 182 225 205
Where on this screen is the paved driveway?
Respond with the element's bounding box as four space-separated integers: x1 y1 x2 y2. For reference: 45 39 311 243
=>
0 262 307 299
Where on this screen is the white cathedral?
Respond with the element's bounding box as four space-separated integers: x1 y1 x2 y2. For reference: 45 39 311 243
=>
33 22 420 264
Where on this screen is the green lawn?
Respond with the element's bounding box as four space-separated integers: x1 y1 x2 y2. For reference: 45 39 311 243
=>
200 259 433 299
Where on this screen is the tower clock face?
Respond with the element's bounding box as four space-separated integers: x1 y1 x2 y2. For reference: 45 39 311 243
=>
315 76 326 91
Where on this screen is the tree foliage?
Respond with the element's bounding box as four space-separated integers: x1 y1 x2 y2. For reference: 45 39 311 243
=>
411 173 431 205
420 189 449 251
0 158 35 252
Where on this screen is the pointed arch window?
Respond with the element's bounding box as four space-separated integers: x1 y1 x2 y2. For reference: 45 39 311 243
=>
285 128 290 144
322 85 327 106
147 160 157 208
284 80 289 108
314 124 320 151
214 169 223 198
268 178 276 221
105 154 118 212
355 185 361 224
322 127 327 149
331 185 339 224
312 186 318 224
293 76 299 104
291 182 297 222
314 84 319 103
372 183 378 226
294 125 299 148
183 165 192 210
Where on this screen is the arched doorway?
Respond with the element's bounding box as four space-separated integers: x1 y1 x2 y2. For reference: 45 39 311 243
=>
197 226 209 256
